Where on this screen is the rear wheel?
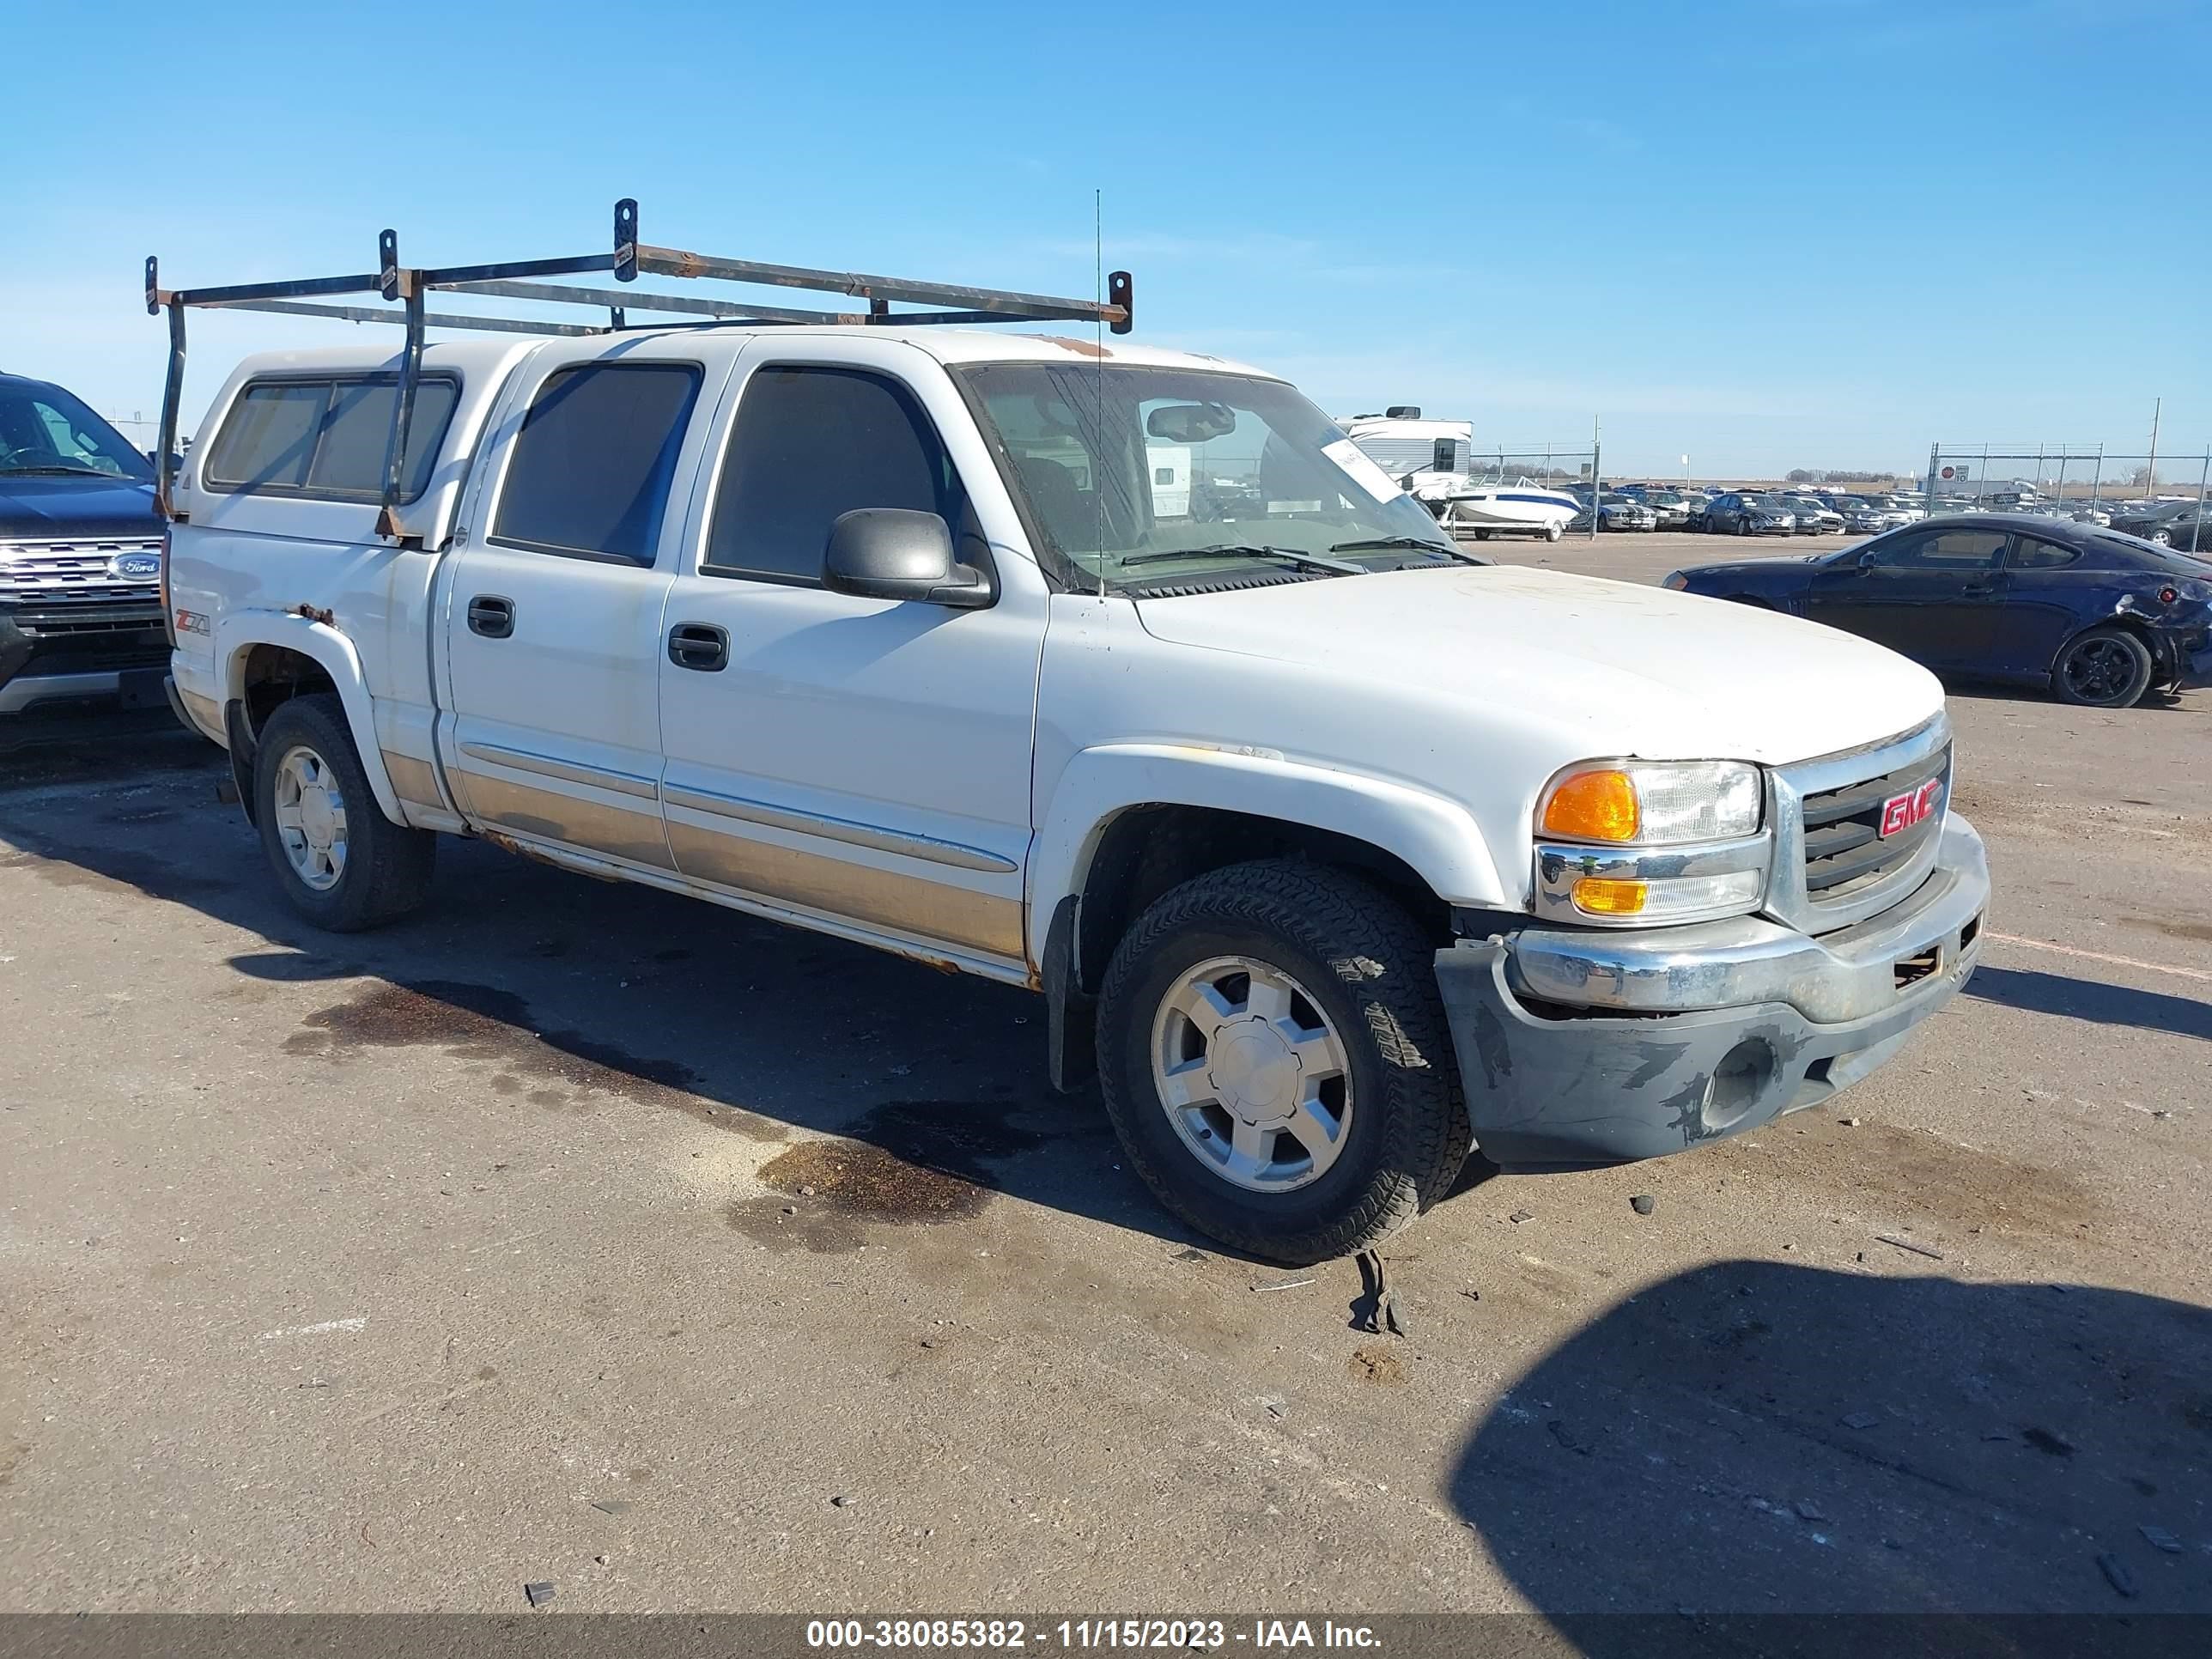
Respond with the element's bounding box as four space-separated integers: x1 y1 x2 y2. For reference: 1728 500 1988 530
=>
2051 627 2154 708
254 695 437 931
1544 522 1564 543
1097 860 1470 1265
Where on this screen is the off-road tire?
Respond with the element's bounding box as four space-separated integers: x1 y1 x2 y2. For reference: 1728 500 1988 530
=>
254 694 436 932
2051 625 2154 709
1097 859 1470 1264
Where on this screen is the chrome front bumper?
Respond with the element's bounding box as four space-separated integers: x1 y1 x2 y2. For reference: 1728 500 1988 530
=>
1512 814 1987 1024
1433 815 1989 1172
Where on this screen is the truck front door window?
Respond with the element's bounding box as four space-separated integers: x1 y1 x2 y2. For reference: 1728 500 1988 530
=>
705 366 969 582
492 363 702 563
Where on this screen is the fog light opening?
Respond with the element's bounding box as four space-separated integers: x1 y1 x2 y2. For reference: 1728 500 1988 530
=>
1704 1037 1776 1132
1893 946 1941 990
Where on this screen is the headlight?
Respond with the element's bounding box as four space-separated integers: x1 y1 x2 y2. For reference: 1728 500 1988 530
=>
1540 760 1762 843
1534 759 1770 926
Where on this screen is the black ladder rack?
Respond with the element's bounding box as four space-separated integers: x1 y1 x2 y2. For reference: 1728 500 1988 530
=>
146 197 1133 533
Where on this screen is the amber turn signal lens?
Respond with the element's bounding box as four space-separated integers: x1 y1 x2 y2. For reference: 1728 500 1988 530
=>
1571 877 1649 915
1543 769 1640 842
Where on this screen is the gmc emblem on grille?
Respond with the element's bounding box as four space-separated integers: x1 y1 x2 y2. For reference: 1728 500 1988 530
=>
1880 779 1942 838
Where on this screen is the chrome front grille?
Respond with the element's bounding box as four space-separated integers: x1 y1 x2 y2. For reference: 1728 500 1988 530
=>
1765 714 1954 935
1800 748 1948 899
0 538 164 604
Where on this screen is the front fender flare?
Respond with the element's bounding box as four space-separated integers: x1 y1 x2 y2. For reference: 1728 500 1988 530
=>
1028 742 1509 967
214 609 405 826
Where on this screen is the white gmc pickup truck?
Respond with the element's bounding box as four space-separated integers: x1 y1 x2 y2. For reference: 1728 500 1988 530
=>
156 240 1988 1264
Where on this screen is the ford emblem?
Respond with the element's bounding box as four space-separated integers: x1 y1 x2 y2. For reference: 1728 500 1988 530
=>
112 551 161 581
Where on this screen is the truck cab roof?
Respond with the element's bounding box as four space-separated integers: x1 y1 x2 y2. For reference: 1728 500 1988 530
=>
211 327 1278 388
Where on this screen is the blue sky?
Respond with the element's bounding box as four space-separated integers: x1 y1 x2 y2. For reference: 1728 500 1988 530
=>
4 0 2205 478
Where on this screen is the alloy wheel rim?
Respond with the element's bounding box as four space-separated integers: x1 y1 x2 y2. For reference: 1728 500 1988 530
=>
2064 639 2132 702
1150 955 1352 1194
271 744 348 890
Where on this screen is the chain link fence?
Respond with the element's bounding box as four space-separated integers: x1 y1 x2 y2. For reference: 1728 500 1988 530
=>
1437 447 1601 541
1924 443 2212 555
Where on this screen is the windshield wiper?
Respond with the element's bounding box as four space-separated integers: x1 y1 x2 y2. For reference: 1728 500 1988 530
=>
1120 543 1366 576
0 464 117 478
1328 535 1476 563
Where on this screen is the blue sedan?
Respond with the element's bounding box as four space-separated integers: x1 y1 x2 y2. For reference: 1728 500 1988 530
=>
1664 513 2212 708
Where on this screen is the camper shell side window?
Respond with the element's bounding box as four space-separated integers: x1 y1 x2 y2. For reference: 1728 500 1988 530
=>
201 374 462 504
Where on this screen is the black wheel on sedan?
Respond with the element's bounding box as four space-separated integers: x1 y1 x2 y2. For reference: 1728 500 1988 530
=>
2051 626 2154 709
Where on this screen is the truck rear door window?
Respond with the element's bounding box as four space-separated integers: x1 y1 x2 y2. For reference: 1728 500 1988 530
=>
203 376 459 501
491 362 702 564
705 366 963 582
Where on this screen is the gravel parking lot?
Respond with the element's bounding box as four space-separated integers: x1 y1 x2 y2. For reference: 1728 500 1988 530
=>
4 538 2209 1620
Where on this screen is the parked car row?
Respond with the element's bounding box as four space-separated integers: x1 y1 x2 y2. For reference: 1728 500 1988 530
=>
1583 474 2206 561
1925 489 2212 545
2107 497 2212 550
1565 489 1659 532
1595 483 1929 537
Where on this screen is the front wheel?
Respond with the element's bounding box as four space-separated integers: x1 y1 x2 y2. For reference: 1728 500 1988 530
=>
254 695 437 931
2051 626 2154 708
1096 860 1470 1264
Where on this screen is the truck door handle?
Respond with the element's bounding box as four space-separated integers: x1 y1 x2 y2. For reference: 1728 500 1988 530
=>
667 622 729 672
1960 581 1997 597
467 595 514 639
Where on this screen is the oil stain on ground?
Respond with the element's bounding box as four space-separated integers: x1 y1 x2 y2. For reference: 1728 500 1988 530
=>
288 978 784 1141
1348 1346 1407 1386
1714 1118 2101 1244
2122 915 2212 945
726 1099 1045 1253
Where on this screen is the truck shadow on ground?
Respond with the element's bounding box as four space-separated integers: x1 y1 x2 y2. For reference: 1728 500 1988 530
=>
1965 964 2212 1044
0 730 1234 1256
1449 1259 2212 1642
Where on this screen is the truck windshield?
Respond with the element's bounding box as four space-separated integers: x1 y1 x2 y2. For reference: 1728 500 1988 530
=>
952 363 1461 593
0 381 154 481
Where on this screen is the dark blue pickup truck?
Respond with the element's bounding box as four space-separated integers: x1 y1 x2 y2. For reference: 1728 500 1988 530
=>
0 369 171 720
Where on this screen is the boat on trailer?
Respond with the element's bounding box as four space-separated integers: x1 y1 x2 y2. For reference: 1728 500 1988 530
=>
1338 410 1577 542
